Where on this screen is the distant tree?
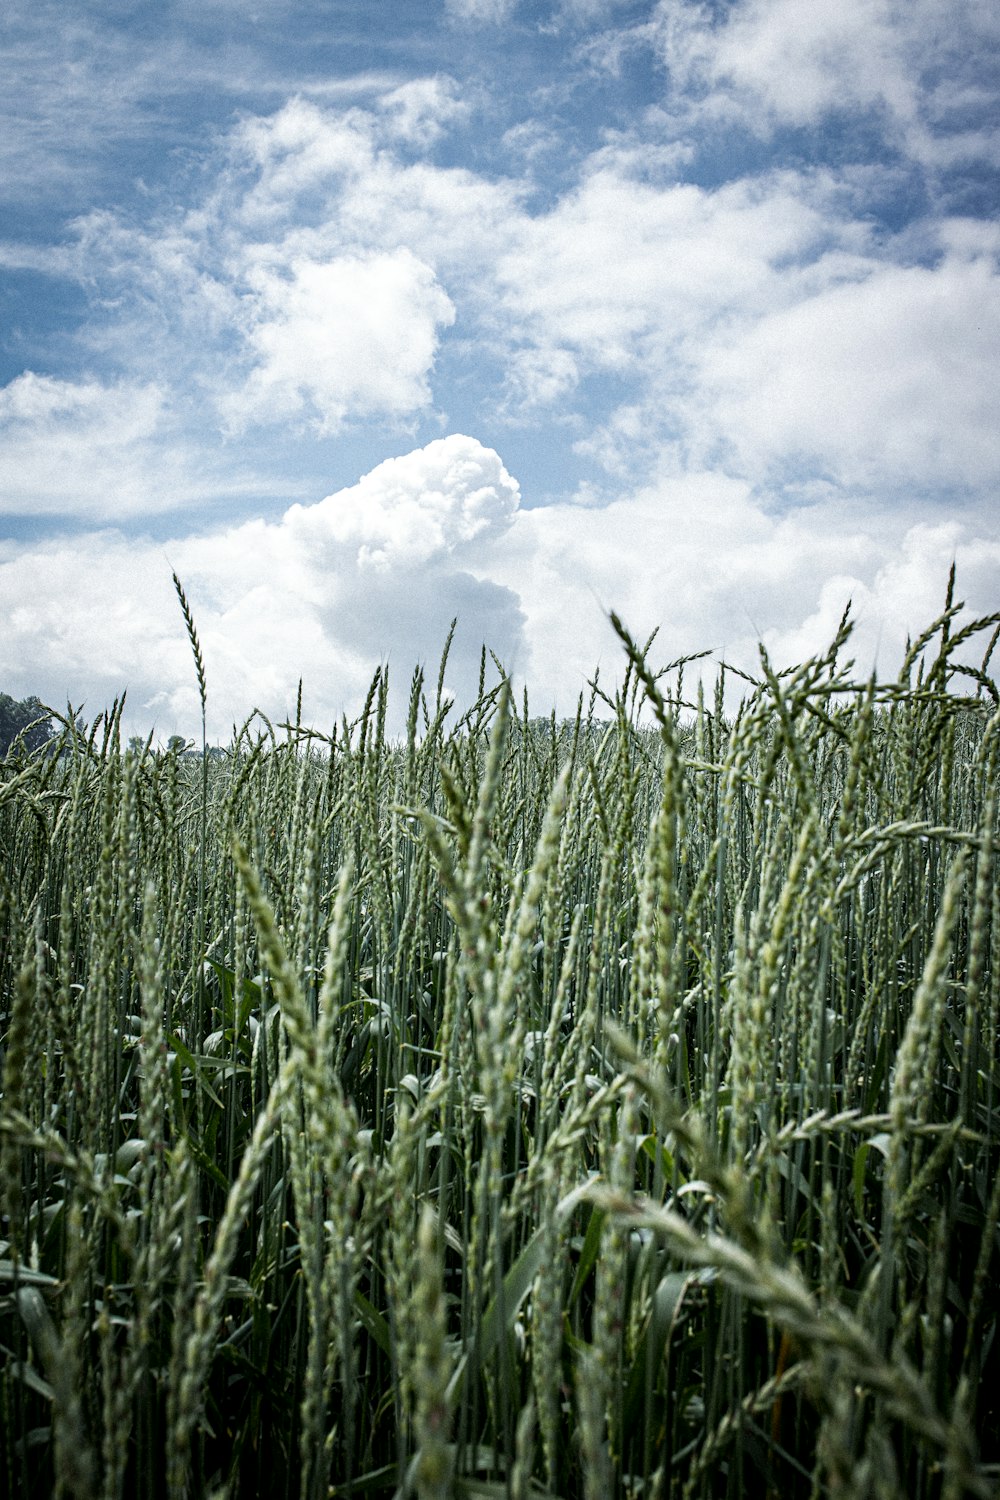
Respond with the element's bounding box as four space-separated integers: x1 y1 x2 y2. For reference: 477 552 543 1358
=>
0 694 55 758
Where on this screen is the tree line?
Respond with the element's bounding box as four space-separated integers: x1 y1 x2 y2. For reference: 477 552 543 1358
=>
0 693 222 761
0 693 55 758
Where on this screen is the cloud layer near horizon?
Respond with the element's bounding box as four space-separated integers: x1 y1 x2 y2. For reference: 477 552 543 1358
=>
2 433 997 741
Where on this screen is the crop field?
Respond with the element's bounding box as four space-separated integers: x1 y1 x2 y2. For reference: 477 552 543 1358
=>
1 589 999 1500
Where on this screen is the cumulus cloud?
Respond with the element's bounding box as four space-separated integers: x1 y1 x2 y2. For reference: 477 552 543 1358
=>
64 94 516 444
4 48 997 545
692 251 1000 490
481 158 1000 493
227 98 380 223
184 93 997 504
488 470 1000 713
3 435 998 745
217 95 519 273
283 432 520 572
0 435 524 737
9 84 997 521
220 249 455 432
493 169 839 367
188 434 524 724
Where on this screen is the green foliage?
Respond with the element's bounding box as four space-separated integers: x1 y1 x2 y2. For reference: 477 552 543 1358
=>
0 693 55 758
1 595 999 1500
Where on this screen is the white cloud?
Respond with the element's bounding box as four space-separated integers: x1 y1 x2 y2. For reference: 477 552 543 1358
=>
503 347 580 412
6 42 996 532
3 435 997 743
218 95 520 273
0 435 524 737
763 520 1000 677
220 249 455 432
376 76 469 145
0 375 173 519
482 155 1000 493
0 372 126 427
28 89 999 515
642 0 1000 170
228 98 380 223
493 169 844 369
498 119 571 171
70 95 517 430
0 371 297 521
672 0 917 127
692 251 1000 490
487 469 1000 712
445 0 518 23
4 0 998 748
283 432 520 570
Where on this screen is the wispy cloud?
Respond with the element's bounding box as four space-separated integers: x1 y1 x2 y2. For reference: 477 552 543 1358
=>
445 0 520 24
0 375 177 519
1 4 251 207
376 75 471 145
605 0 1000 187
0 372 295 520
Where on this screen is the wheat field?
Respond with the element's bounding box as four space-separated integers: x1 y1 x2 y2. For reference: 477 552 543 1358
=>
1 583 999 1499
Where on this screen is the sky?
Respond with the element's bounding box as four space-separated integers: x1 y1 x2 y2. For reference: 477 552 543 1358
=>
1 0 999 740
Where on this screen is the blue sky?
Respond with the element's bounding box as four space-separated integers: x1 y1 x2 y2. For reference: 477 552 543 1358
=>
2 0 999 737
